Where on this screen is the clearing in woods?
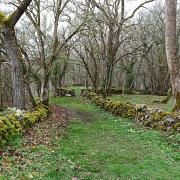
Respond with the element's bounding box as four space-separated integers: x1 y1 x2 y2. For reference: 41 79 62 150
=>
0 96 179 179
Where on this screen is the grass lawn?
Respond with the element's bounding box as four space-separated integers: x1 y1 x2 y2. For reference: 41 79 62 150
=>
110 94 174 112
0 96 179 179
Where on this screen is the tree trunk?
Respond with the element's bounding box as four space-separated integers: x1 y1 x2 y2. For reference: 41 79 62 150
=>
0 63 2 107
41 72 49 105
2 27 26 109
161 88 172 104
26 82 37 108
165 0 180 111
58 62 68 88
102 62 114 98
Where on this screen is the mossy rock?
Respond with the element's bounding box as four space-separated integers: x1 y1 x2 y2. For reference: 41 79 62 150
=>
163 116 175 126
143 120 153 127
156 125 167 131
174 122 180 130
0 105 50 147
83 91 179 133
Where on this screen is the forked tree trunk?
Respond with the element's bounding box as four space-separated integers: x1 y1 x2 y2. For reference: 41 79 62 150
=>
165 0 180 111
2 27 26 109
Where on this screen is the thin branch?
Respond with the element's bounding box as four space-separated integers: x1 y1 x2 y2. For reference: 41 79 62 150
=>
123 0 155 22
11 0 32 26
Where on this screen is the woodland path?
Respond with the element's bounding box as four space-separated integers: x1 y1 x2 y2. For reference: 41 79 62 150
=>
0 97 180 179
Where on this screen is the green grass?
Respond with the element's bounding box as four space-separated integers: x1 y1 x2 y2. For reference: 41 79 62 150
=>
51 97 179 179
0 96 179 179
110 94 173 111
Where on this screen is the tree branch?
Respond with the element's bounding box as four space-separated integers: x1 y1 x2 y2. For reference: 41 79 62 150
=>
11 0 32 26
123 0 154 22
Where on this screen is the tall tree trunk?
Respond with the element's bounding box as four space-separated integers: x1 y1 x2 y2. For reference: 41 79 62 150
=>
41 72 49 105
165 0 180 111
102 62 114 98
161 88 172 104
58 62 68 88
2 27 26 109
27 83 36 108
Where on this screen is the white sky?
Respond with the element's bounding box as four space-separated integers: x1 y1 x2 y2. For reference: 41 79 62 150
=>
0 0 166 31
126 0 165 14
0 0 165 13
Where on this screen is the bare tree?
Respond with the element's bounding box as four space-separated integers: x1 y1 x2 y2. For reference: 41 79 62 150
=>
14 0 85 105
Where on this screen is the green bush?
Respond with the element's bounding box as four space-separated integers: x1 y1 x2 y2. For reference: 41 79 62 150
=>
0 105 50 146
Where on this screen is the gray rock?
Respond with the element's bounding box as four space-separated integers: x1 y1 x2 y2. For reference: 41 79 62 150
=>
164 117 175 125
145 114 150 119
175 114 180 122
166 126 172 131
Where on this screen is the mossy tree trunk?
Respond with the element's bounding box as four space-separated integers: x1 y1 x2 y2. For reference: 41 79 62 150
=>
0 0 32 109
2 27 26 109
161 88 172 104
173 86 180 111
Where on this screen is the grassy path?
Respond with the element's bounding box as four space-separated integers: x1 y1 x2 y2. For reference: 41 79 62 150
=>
0 97 180 179
51 97 180 180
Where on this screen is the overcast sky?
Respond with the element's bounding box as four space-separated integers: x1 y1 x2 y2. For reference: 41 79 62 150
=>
0 0 165 12
126 0 165 14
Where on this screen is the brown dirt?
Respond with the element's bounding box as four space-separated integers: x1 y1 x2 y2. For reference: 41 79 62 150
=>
0 105 92 158
23 105 73 147
72 109 94 123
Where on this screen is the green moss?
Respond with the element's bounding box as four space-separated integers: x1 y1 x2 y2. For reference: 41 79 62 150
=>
3 14 13 25
0 11 13 26
83 91 179 133
0 12 6 24
152 112 167 122
174 122 180 130
157 125 167 131
0 105 50 147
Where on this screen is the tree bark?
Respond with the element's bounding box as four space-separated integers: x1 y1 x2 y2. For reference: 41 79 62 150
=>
41 71 50 105
165 0 180 111
161 88 172 104
2 27 26 109
0 0 32 109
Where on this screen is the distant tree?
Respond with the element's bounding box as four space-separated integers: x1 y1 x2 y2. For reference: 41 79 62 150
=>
21 0 84 105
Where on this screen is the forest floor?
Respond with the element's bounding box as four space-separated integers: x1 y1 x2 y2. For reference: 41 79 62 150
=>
0 96 180 179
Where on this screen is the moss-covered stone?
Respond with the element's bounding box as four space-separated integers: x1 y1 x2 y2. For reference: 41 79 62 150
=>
174 122 180 130
83 91 179 133
0 105 50 147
